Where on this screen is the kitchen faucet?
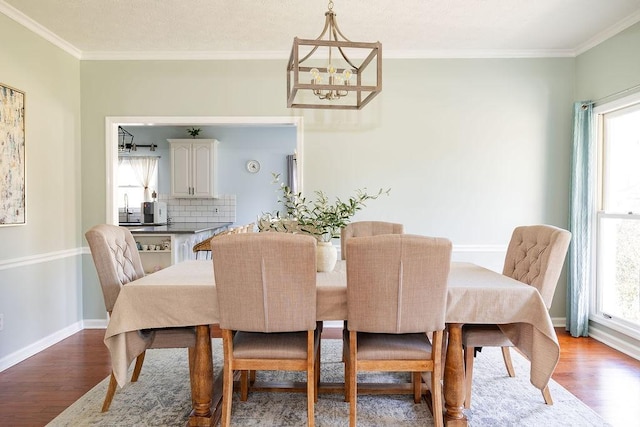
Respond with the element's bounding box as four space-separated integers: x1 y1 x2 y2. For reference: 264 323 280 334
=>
124 194 131 222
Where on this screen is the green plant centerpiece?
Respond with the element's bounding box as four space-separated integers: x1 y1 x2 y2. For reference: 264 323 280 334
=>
258 173 390 271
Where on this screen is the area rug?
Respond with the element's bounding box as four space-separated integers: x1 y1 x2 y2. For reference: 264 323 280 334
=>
48 339 609 426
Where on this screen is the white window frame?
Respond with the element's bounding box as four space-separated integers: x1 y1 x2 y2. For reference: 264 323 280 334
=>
592 91 640 341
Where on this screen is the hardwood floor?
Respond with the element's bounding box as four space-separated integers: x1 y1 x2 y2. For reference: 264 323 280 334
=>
0 327 638 426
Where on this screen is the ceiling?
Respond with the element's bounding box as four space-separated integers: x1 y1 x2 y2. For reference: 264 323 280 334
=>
2 0 640 59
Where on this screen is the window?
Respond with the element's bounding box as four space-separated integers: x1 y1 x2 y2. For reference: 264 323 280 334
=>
594 95 640 339
118 156 159 209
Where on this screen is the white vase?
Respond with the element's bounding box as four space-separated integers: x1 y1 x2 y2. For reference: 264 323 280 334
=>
316 241 338 272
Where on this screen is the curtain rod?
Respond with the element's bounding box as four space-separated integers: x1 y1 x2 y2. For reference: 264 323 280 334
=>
589 82 640 106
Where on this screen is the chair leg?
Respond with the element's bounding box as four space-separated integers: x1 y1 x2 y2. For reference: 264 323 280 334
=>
314 341 321 403
343 335 350 402
463 345 474 409
221 330 234 427
412 371 422 403
187 347 196 407
501 347 516 377
432 330 444 427
305 330 315 427
542 385 553 405
101 372 118 412
130 351 146 382
240 371 249 401
349 331 357 427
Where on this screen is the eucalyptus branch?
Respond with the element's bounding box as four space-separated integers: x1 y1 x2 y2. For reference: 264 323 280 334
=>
258 173 390 242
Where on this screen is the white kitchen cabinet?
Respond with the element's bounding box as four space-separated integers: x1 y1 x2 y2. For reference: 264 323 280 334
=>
168 139 219 198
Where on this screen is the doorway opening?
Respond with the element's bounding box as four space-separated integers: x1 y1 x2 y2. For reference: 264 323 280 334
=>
105 116 304 225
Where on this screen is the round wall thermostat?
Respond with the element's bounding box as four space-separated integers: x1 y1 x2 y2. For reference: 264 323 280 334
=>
246 160 260 173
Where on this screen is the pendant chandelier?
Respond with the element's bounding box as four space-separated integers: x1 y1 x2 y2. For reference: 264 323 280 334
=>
286 0 382 110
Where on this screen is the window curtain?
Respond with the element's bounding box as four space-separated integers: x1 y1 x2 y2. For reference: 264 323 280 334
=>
128 156 158 202
567 102 595 337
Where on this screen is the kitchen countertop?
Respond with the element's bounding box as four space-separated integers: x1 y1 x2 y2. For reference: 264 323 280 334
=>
122 222 232 234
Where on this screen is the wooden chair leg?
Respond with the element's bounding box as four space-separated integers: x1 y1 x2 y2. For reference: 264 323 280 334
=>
187 347 196 407
501 347 516 377
314 342 320 403
463 345 474 409
344 337 350 402
221 330 234 427
130 351 146 382
542 385 553 405
101 372 118 412
432 330 444 427
240 371 249 401
412 371 422 403
349 331 357 427
307 330 316 427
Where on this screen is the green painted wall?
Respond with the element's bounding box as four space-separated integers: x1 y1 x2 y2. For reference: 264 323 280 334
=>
80 58 575 318
576 22 640 101
0 13 82 360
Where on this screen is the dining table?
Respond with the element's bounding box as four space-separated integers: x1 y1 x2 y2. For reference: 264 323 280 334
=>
104 259 559 426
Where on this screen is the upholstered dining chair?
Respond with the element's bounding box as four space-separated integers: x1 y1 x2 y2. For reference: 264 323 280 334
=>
340 221 404 260
211 232 321 427
344 234 452 427
462 224 571 408
85 224 196 412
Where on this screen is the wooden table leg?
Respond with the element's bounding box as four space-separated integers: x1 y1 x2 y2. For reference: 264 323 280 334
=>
444 323 467 426
188 325 214 426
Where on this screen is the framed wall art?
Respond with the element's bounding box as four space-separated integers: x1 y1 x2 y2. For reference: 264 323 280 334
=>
0 83 26 226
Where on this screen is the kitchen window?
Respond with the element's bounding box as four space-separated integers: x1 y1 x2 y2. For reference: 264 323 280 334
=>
594 94 640 339
118 156 159 210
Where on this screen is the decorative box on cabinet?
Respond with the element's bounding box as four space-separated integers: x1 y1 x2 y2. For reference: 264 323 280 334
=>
168 139 219 198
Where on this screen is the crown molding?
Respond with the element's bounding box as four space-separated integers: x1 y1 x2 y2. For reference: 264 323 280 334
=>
3 0 639 61
0 0 82 59
79 50 290 61
575 10 640 56
383 49 576 59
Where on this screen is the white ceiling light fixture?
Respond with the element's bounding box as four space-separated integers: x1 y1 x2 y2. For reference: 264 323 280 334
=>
286 0 382 110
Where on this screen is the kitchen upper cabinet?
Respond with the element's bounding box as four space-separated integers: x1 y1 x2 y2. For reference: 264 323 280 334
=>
168 139 219 198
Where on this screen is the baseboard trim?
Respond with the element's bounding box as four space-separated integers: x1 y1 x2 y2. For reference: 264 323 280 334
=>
0 321 83 372
588 324 640 361
551 317 566 328
83 319 108 329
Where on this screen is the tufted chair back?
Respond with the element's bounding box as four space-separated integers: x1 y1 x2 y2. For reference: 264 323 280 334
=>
502 225 572 309
85 224 145 312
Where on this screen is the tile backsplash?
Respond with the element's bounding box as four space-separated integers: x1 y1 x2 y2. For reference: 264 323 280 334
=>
119 194 236 223
162 194 236 223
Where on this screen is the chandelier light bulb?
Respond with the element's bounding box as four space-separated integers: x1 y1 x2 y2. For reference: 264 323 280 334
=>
327 64 337 76
343 69 353 82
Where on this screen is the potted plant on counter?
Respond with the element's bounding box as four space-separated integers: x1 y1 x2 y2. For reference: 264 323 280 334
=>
258 174 390 271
